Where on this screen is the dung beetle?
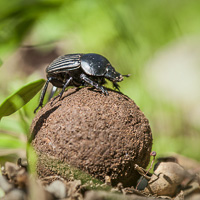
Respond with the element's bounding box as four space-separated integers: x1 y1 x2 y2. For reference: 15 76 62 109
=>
34 53 129 113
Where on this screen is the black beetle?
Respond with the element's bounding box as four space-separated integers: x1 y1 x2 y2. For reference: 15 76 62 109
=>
34 53 129 113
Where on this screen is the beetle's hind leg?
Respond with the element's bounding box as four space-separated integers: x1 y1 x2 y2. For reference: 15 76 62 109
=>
80 74 108 95
34 77 53 113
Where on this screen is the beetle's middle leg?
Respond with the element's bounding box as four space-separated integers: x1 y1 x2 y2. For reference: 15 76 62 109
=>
58 77 73 99
51 77 73 104
80 74 108 95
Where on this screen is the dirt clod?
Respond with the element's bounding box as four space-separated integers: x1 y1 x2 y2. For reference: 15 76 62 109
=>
31 87 153 187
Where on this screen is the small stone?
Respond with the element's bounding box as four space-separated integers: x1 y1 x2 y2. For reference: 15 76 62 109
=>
46 180 66 199
85 190 153 200
0 175 13 193
66 180 82 197
144 162 186 197
2 189 26 200
28 176 54 200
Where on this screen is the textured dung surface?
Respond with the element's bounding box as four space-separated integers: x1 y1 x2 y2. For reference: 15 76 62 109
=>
31 87 152 187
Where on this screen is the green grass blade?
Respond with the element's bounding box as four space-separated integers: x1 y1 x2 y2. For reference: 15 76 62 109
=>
0 79 45 120
0 58 2 67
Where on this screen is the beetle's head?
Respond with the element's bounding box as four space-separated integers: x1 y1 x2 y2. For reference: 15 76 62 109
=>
105 64 123 82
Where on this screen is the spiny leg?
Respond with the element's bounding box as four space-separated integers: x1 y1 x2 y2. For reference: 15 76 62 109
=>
34 77 54 113
113 82 120 91
51 77 72 104
80 73 108 95
59 77 73 99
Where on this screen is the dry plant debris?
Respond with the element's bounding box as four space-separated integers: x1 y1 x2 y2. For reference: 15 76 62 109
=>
0 155 200 200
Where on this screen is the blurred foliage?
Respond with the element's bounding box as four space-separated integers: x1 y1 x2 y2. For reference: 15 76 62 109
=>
0 79 45 120
0 0 200 164
0 0 64 53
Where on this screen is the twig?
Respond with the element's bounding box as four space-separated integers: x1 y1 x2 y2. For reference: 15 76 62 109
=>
135 151 157 190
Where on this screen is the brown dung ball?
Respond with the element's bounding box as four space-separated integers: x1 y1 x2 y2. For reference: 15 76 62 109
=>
31 87 152 187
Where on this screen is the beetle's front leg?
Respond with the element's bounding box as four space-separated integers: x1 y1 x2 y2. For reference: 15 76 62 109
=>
80 74 108 95
113 82 120 91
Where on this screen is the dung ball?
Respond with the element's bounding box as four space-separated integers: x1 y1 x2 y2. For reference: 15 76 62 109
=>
31 87 152 187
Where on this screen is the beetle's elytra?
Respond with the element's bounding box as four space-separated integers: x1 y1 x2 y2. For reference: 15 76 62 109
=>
34 53 129 113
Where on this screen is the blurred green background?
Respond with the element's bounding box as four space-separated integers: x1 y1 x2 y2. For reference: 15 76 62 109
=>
0 0 200 164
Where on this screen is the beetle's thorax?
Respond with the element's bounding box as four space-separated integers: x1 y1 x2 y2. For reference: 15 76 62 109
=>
105 64 123 82
80 53 109 76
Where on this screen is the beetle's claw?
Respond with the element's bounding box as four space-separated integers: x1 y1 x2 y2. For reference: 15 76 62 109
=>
115 85 120 91
59 95 62 101
104 89 109 96
34 108 38 114
113 82 120 91
100 86 108 96
34 104 42 113
103 88 109 96
50 95 59 106
116 87 120 92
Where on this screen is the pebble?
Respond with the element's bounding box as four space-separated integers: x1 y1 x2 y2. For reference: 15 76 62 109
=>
45 180 66 199
0 175 13 193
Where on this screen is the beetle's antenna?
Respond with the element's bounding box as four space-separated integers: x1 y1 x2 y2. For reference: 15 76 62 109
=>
122 74 131 77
